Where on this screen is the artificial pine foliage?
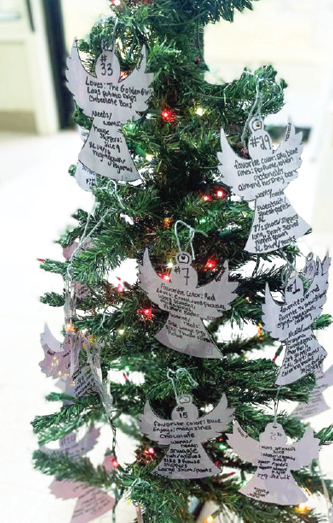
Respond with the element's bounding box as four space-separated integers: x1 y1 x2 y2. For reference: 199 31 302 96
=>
32 1 333 522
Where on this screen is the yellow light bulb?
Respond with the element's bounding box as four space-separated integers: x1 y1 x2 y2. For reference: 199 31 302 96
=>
206 517 214 523
145 154 154 162
297 503 310 513
118 329 125 335
196 107 205 116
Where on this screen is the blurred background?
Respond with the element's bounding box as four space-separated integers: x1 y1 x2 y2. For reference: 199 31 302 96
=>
1 0 333 522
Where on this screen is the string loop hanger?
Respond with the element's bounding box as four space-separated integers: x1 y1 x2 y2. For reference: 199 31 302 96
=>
174 220 208 260
167 368 198 403
66 180 123 284
241 74 263 151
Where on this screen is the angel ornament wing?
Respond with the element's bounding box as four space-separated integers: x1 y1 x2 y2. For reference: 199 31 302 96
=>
292 363 333 419
218 117 310 253
263 255 330 385
139 394 234 479
66 41 154 187
39 426 100 459
50 481 115 523
139 249 238 358
228 421 319 505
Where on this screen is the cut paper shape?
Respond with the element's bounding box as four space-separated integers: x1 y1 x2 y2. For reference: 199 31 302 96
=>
40 324 81 378
139 250 238 358
39 324 71 378
227 421 319 505
50 481 115 523
139 394 234 479
263 255 330 385
292 364 333 419
66 41 153 183
218 118 310 253
39 426 100 459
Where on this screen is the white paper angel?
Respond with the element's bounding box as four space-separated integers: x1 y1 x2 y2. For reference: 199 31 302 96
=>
139 250 238 358
227 421 320 505
39 324 81 378
139 394 234 479
39 426 100 459
217 118 310 253
292 363 333 419
263 255 330 385
50 481 115 523
66 41 154 185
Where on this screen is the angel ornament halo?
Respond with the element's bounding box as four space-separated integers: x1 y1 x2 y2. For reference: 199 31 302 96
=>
218 117 310 253
66 42 154 187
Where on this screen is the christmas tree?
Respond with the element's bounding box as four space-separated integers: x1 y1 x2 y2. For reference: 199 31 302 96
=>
32 1 333 522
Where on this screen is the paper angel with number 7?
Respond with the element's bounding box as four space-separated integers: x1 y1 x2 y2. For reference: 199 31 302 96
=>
139 249 238 358
217 117 310 253
66 41 154 186
263 254 330 386
139 394 234 479
227 421 320 505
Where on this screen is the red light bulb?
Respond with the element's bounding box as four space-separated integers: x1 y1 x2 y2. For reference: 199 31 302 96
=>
162 274 171 282
161 108 175 123
111 459 119 469
216 190 225 198
205 259 217 270
148 447 155 455
202 195 212 202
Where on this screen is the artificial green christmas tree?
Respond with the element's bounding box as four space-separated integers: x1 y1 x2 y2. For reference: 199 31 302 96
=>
32 1 333 522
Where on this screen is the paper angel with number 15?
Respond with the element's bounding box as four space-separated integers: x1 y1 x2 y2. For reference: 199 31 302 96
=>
227 421 320 505
66 42 154 185
217 117 310 253
139 394 234 479
263 255 330 386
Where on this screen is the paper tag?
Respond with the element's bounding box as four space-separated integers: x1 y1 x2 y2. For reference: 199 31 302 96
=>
73 365 98 398
139 250 238 358
39 325 72 379
75 162 96 192
227 421 319 505
40 426 100 459
66 42 153 182
50 481 114 523
218 118 310 253
263 255 330 385
139 394 234 479
292 364 333 419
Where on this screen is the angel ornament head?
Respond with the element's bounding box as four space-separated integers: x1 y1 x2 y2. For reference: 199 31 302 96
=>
218 116 310 253
139 393 234 479
66 42 154 188
139 248 238 358
228 421 320 505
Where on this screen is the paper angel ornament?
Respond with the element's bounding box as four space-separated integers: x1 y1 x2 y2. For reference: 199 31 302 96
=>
218 118 310 253
292 364 333 419
66 41 154 185
50 481 115 523
139 250 238 358
139 394 234 479
263 255 330 385
227 421 319 505
39 324 81 378
39 426 100 459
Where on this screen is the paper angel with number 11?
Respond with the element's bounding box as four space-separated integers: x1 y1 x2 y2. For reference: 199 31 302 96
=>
227 421 320 505
66 42 154 187
139 394 234 479
263 255 330 386
217 117 310 253
139 250 238 358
